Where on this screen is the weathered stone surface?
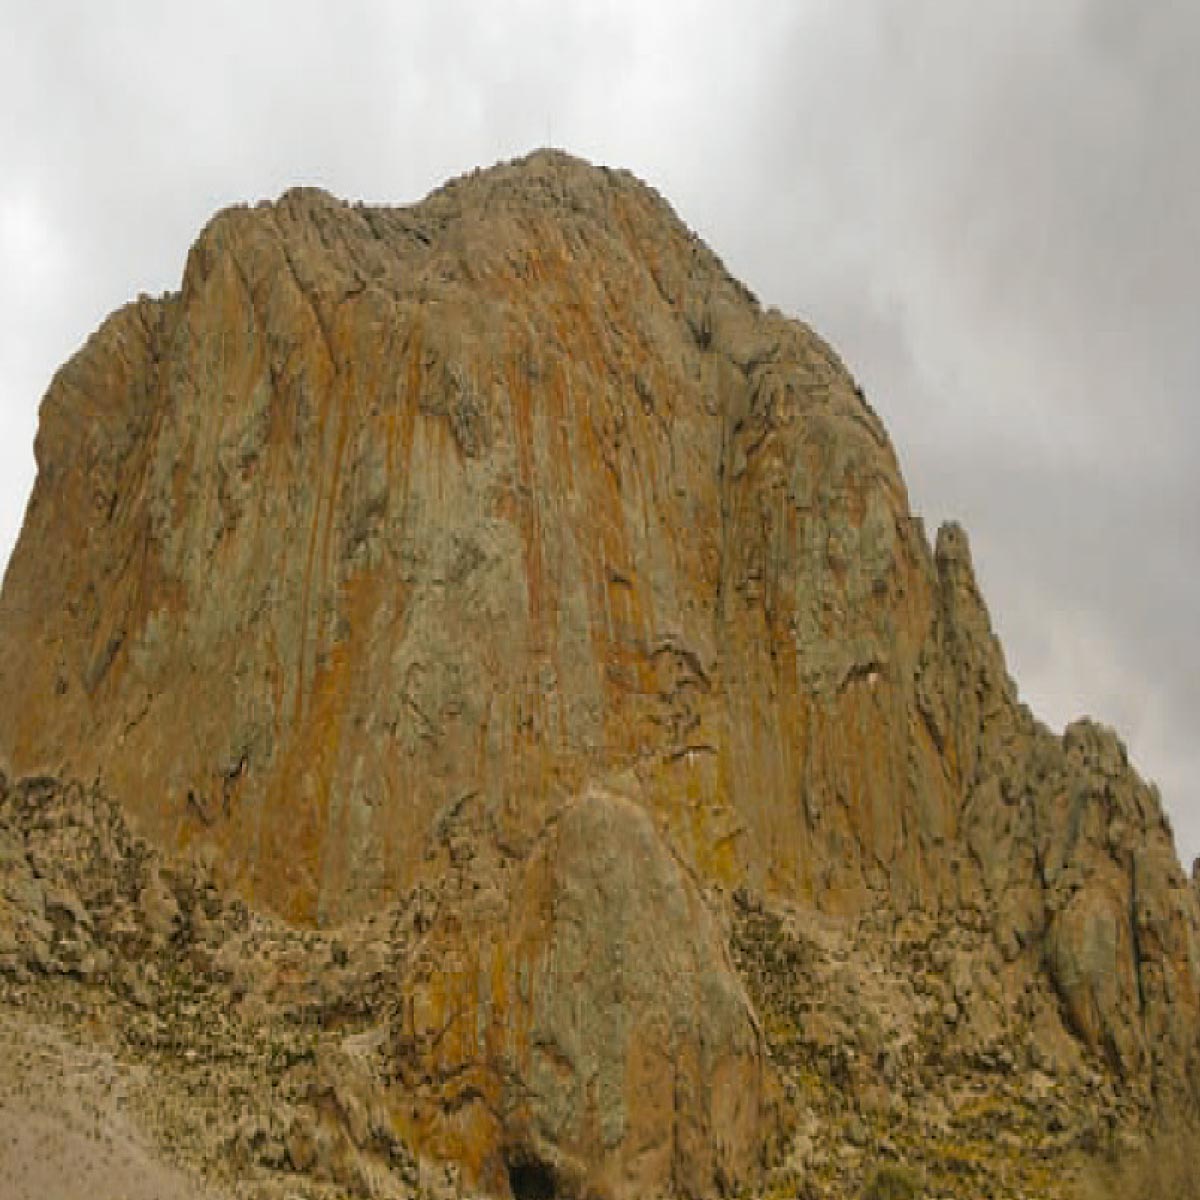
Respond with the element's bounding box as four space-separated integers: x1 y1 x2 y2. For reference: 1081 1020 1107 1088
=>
0 151 957 924
0 770 773 1200
395 788 775 1199
1 151 1198 1193
0 770 1193 1200
926 527 1200 1077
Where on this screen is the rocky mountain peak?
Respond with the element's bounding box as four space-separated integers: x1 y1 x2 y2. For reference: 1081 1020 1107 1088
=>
1 153 1196 1199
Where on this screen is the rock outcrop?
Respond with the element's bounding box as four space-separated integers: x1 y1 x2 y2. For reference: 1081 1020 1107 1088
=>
921 525 1200 1080
0 770 1189 1200
0 151 1197 1196
395 789 774 1198
0 150 954 925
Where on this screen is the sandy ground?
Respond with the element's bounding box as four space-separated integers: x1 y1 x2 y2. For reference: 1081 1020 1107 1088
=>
0 1006 229 1200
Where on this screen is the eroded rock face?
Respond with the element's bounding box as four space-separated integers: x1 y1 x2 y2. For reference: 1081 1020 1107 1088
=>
0 151 957 923
395 789 775 1199
0 150 1198 1187
1 770 1186 1200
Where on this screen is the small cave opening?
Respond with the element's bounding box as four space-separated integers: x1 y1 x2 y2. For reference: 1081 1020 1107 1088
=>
506 1153 558 1200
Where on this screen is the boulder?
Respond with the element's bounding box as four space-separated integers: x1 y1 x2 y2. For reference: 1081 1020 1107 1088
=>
394 789 777 1199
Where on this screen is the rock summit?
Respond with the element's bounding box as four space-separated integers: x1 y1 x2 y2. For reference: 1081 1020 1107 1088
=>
1 151 1197 1199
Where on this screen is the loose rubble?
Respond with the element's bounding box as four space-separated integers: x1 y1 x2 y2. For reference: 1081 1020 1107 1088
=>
2 773 1193 1198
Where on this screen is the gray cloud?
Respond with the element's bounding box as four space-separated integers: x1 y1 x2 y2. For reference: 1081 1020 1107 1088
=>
1 0 1196 864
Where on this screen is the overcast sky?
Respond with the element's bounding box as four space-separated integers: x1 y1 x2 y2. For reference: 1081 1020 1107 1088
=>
2 1 1196 867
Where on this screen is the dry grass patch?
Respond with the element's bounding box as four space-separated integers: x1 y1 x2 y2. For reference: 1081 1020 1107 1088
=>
1076 1121 1200 1200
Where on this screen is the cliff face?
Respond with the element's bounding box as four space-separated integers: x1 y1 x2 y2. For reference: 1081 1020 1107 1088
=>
0 151 1197 1196
0 152 960 922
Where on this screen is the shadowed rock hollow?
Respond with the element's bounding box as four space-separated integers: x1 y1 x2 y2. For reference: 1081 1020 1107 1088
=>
0 150 1197 1198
